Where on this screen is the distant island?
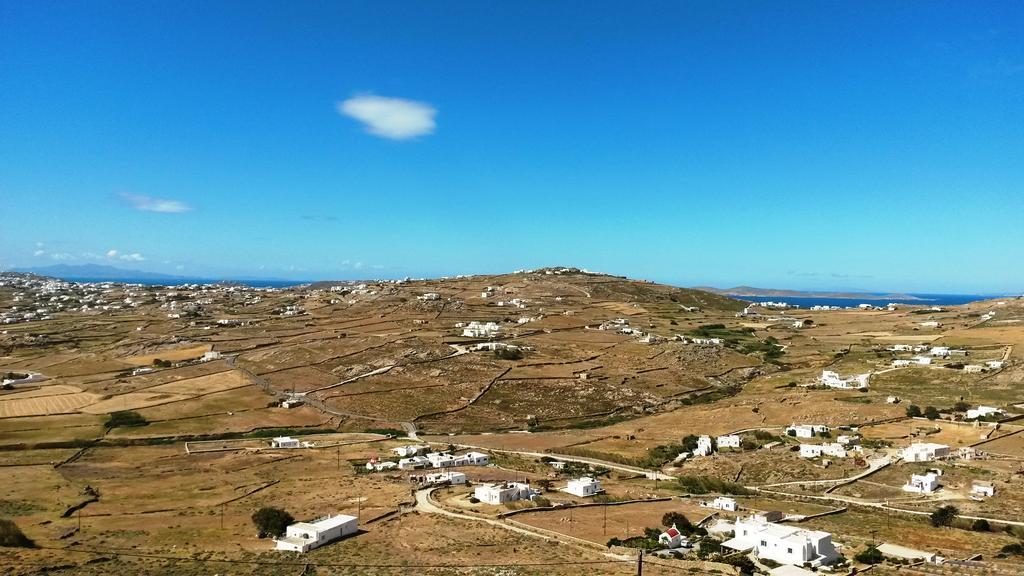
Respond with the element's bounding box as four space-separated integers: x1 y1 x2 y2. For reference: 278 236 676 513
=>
695 285 924 301
10 264 296 286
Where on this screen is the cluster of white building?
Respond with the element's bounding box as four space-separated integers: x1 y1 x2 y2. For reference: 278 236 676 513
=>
817 370 870 390
460 321 503 338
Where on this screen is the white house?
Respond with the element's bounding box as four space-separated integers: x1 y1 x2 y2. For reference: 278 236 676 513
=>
275 514 358 553
716 434 742 449
564 476 604 497
270 436 301 449
426 471 466 485
930 346 951 357
891 359 912 368
963 364 984 374
920 321 942 329
986 360 1005 369
659 524 689 549
461 451 490 466
397 455 431 469
786 424 829 439
691 337 723 346
693 435 714 456
903 472 940 494
202 351 223 361
723 515 839 567
901 442 950 463
799 443 847 459
966 406 1003 420
417 293 441 301
391 445 429 458
704 496 738 512
913 355 933 365
971 481 995 497
473 482 539 505
818 370 870 390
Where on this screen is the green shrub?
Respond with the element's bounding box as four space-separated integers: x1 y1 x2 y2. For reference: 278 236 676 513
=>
251 507 294 538
0 519 35 548
105 411 148 428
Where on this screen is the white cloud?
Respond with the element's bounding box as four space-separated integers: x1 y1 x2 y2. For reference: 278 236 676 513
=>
50 253 75 261
106 249 146 262
33 249 45 257
120 192 192 213
337 95 436 140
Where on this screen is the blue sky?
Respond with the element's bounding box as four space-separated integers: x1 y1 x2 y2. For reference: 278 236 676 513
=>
1 1 1022 293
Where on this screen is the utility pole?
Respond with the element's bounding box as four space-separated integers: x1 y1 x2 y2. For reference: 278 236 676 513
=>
220 503 225 529
636 549 643 576
77 508 81 531
357 496 362 521
603 505 607 535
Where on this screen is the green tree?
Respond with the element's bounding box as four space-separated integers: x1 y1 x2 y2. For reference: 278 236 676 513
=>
251 507 295 538
924 406 941 420
930 505 959 527
971 519 991 532
661 512 691 529
905 404 922 417
953 401 971 412
854 545 884 564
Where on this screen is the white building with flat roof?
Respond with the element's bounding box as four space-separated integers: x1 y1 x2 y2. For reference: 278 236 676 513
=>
704 496 738 511
799 443 847 459
693 435 714 456
786 424 829 439
564 476 604 497
901 443 950 463
966 406 1003 420
473 482 539 505
270 436 301 449
903 472 940 494
716 434 741 449
275 514 358 553
818 370 870 390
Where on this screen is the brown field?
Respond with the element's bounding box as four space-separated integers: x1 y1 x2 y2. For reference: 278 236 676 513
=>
120 344 212 366
0 391 101 418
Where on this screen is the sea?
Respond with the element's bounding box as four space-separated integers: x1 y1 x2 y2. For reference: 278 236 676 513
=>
732 293 996 308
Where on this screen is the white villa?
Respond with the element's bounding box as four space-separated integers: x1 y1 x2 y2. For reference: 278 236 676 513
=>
930 346 951 357
723 515 839 568
425 451 490 468
275 514 358 553
818 370 870 390
397 455 431 469
425 471 466 485
901 443 950 463
966 406 1004 420
913 355 933 365
473 482 540 505
270 436 301 449
799 443 847 459
786 424 829 439
716 434 742 449
963 364 984 374
462 321 503 338
704 496 738 511
903 472 940 494
892 359 912 367
564 476 604 497
986 360 1005 369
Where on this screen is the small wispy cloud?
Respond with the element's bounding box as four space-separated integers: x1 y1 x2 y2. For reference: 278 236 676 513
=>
337 95 437 140
106 249 146 262
120 192 192 213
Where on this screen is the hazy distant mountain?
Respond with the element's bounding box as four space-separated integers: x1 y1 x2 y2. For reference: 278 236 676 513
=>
15 264 188 282
695 285 922 301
